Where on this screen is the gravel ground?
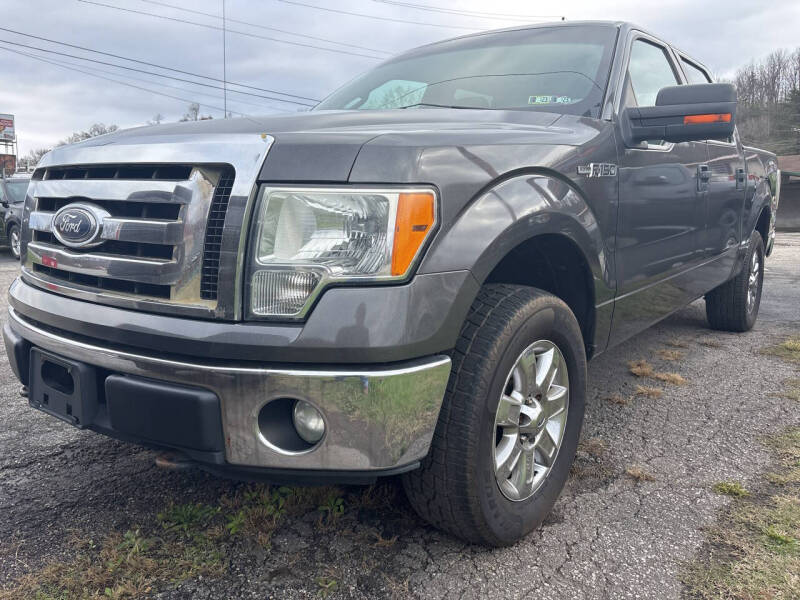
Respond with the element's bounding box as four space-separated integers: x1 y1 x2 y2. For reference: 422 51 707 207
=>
1 235 799 599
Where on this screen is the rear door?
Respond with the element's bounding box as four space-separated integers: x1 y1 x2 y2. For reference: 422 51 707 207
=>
610 33 710 345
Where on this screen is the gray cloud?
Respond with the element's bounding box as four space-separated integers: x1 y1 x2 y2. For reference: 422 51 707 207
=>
1 0 798 156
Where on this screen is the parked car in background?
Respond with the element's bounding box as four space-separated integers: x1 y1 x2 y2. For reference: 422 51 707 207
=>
3 21 780 546
0 173 30 259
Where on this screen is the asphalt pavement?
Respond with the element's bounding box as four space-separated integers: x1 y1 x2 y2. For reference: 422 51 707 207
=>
1 236 799 599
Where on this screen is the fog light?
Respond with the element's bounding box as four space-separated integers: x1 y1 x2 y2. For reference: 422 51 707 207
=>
292 400 325 444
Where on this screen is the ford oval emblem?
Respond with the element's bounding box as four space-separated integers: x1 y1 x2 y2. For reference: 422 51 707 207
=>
51 202 110 248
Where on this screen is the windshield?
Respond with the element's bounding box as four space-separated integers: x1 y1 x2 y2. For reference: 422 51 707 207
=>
5 180 29 204
316 25 618 118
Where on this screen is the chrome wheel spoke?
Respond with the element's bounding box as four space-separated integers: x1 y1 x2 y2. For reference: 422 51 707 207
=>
508 446 536 498
535 425 559 468
516 349 537 395
535 347 557 393
495 434 521 480
544 384 568 419
496 392 523 428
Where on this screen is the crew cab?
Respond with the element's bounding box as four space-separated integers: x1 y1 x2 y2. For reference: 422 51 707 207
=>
3 21 779 546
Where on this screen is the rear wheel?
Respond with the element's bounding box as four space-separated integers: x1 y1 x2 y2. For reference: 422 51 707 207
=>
705 230 764 332
402 284 586 546
8 224 20 260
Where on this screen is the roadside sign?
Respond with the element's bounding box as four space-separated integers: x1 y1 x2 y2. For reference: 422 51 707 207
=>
0 114 15 141
1 154 16 175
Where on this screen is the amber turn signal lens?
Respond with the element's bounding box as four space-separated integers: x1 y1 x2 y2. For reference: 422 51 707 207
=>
683 113 731 125
391 192 435 276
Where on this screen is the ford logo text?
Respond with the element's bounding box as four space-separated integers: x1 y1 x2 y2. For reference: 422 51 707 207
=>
51 203 110 248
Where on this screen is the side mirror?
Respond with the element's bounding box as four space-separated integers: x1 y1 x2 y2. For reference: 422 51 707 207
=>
622 83 737 146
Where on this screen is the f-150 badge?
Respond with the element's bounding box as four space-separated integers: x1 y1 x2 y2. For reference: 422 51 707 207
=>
577 163 618 177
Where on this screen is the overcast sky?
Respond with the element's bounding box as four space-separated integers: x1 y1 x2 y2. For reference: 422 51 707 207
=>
2 0 799 157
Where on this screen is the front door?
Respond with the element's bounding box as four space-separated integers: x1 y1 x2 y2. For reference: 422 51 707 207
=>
610 35 709 346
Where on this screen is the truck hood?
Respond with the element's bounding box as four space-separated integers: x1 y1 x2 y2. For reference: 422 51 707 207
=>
42 109 601 183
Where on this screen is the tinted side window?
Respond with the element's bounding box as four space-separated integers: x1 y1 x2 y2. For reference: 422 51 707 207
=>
626 40 679 107
681 59 712 84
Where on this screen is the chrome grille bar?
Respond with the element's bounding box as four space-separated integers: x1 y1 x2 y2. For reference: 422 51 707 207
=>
29 212 184 245
33 179 184 202
27 242 180 285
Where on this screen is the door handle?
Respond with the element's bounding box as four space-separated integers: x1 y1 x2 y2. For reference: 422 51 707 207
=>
697 164 710 192
735 168 746 189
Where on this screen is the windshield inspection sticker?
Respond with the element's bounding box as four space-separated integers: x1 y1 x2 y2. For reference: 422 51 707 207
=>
529 95 572 105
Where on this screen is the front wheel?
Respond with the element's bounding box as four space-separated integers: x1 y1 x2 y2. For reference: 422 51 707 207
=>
402 284 586 546
705 230 764 332
8 224 20 260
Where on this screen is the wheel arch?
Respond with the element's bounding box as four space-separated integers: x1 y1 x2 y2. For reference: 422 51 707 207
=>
420 169 612 358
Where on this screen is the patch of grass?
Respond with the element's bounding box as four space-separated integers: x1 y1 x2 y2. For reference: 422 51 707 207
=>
634 385 663 399
682 427 800 599
316 576 339 598
656 349 685 361
712 481 750 497
762 337 800 364
652 372 687 385
578 437 607 458
628 359 686 385
625 466 655 482
158 503 219 535
628 359 654 378
605 393 629 405
0 527 226 600
780 378 800 402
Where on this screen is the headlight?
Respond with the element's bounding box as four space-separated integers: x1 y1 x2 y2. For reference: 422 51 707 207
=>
247 186 437 318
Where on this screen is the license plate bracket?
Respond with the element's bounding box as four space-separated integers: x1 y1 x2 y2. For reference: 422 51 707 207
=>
28 348 98 429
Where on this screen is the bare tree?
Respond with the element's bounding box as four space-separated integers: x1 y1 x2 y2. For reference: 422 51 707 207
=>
59 123 119 146
734 47 800 154
179 103 213 122
148 113 165 125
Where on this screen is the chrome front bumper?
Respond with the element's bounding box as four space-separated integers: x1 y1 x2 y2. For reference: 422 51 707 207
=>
6 307 451 473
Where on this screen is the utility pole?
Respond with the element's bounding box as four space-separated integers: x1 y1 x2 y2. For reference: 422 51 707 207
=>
222 0 227 118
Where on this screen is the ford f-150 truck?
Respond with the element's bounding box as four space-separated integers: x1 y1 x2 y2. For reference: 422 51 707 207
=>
3 21 779 546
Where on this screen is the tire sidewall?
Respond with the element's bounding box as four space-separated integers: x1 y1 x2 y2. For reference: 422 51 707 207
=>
475 298 586 545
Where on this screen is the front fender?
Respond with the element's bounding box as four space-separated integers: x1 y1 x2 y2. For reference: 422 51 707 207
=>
419 172 613 297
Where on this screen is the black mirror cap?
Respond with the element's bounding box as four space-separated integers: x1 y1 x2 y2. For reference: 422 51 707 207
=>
623 83 737 145
656 83 736 106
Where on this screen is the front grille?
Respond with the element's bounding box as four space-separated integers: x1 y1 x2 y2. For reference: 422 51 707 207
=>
24 163 235 312
200 168 235 300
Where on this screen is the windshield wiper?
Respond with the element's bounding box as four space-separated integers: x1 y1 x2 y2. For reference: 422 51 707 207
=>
398 102 483 110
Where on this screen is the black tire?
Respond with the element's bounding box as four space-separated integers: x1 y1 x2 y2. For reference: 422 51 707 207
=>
705 230 764 332
402 284 586 546
8 223 20 260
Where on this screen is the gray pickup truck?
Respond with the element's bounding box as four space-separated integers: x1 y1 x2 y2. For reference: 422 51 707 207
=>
3 21 779 546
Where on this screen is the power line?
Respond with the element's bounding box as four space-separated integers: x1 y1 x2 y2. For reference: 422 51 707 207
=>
0 41 285 112
370 1 564 21
77 0 385 59
0 38 317 106
0 26 320 101
273 0 482 31
0 44 254 117
137 0 391 54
